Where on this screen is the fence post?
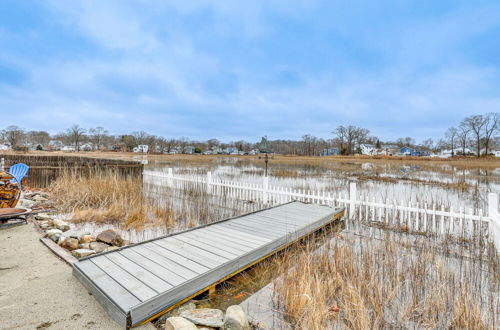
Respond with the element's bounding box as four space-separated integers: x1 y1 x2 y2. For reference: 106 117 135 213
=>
167 168 173 187
206 171 212 194
263 176 269 205
349 182 356 219
488 193 500 251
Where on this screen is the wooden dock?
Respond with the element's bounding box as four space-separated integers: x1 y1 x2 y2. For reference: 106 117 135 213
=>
73 202 344 328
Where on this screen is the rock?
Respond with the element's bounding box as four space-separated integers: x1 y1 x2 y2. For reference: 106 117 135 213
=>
160 302 196 321
79 243 90 249
79 235 96 244
60 238 79 250
32 195 47 202
20 199 35 208
40 223 50 229
57 236 67 245
35 213 52 221
105 246 119 252
97 229 124 246
50 233 61 243
223 305 250 330
180 309 224 328
45 229 63 238
89 242 109 253
163 317 198 330
52 219 70 232
71 249 96 258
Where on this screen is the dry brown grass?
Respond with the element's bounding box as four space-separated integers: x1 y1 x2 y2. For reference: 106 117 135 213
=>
274 233 499 329
49 169 178 230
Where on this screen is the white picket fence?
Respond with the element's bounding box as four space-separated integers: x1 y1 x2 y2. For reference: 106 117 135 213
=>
143 169 500 249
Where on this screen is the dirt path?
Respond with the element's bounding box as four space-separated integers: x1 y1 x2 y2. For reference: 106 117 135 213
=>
0 222 154 330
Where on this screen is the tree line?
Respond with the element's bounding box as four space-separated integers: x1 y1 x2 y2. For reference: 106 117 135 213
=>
0 112 498 156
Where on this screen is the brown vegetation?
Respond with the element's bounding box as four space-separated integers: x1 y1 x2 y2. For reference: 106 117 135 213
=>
274 232 499 329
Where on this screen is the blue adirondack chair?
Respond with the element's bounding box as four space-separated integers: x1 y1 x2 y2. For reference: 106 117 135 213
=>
9 163 30 190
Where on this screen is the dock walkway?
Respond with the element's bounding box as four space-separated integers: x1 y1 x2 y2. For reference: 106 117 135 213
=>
73 201 344 328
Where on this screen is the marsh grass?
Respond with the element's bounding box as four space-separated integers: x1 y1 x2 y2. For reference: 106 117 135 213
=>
49 168 262 234
274 226 499 329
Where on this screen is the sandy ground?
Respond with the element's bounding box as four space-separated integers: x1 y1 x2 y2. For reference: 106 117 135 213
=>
0 222 154 330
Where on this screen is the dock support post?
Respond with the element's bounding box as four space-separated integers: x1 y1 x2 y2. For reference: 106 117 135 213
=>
208 286 216 298
0 158 4 171
349 182 356 219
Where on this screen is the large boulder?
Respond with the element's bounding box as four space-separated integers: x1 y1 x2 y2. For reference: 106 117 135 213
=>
71 249 96 258
163 317 198 330
223 305 250 330
60 238 79 250
180 309 224 328
97 230 124 246
89 242 109 253
45 229 62 238
79 235 96 244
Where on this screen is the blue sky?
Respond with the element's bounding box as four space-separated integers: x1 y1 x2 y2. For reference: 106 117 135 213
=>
1 0 499 142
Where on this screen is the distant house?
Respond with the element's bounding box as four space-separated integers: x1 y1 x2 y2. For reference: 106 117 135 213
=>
184 146 195 154
224 147 239 154
440 148 474 156
133 145 149 153
379 145 399 156
495 151 500 157
0 143 11 151
61 145 76 152
360 144 376 155
321 148 340 156
80 143 93 151
399 147 416 156
47 140 63 151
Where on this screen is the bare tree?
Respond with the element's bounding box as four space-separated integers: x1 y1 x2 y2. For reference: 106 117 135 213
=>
67 125 86 152
483 112 499 155
421 138 434 151
457 123 470 155
462 115 487 157
445 127 458 156
27 130 51 149
89 126 108 150
333 125 369 155
2 125 25 148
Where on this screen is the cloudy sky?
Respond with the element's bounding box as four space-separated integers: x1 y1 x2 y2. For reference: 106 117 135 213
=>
1 1 499 142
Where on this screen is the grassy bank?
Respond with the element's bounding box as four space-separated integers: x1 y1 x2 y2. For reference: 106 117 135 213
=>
274 230 499 329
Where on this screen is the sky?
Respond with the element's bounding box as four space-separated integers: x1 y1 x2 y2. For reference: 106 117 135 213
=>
0 0 500 143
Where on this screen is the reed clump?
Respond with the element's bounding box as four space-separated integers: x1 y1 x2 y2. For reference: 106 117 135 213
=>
275 234 499 329
49 169 175 230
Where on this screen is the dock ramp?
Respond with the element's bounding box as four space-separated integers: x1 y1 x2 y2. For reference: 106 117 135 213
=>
73 202 344 328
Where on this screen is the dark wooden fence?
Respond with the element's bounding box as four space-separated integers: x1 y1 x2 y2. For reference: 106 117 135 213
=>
0 154 143 188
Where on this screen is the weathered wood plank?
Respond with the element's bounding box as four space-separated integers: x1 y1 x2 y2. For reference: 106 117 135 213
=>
106 253 173 293
145 242 211 274
179 229 253 254
74 260 140 311
154 239 227 268
91 256 158 301
171 236 242 259
133 245 199 279
119 249 186 286
201 227 269 247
